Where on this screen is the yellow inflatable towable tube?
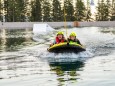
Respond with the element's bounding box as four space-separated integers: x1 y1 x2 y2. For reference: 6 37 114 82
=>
47 42 86 53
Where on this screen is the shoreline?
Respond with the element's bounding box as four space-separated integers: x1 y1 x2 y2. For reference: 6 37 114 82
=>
0 21 115 29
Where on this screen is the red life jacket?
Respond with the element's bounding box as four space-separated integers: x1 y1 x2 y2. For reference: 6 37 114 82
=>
55 37 64 44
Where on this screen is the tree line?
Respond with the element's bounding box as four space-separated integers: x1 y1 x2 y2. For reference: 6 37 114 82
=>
0 0 114 22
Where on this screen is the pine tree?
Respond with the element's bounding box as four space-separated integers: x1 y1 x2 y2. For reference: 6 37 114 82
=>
63 0 75 21
110 0 115 21
42 0 51 22
24 0 30 22
106 0 111 20
31 0 42 21
86 9 92 21
85 0 92 21
16 0 27 21
75 0 86 21
96 0 110 21
52 0 63 21
0 0 2 21
4 0 27 22
4 0 15 22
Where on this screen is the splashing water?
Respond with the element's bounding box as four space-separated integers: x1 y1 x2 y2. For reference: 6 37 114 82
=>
0 27 115 86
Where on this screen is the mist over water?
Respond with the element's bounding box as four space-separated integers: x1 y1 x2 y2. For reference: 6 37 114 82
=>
0 27 115 86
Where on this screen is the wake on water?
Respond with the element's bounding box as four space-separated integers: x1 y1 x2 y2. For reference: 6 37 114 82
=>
32 27 115 63
0 27 115 79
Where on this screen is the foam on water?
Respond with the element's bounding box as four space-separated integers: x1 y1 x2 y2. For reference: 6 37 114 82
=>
42 49 94 63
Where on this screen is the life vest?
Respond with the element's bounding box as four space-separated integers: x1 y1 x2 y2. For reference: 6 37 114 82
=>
55 37 65 44
68 39 78 44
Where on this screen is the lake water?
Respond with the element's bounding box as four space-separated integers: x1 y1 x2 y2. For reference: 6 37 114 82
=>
0 27 115 86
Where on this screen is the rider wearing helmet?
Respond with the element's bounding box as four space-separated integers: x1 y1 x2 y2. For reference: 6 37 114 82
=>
50 31 66 46
68 32 82 45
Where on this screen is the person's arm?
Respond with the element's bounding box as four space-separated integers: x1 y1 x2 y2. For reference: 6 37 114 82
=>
76 39 82 45
50 40 56 46
53 40 56 44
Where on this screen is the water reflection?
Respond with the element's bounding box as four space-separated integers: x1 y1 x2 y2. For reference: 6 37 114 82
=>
49 61 84 86
0 29 33 52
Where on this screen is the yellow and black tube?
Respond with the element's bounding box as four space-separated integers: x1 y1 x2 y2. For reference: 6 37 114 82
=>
48 42 86 53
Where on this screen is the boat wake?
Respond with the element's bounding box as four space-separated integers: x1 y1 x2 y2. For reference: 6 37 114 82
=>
0 27 115 80
33 27 115 63
41 48 94 63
